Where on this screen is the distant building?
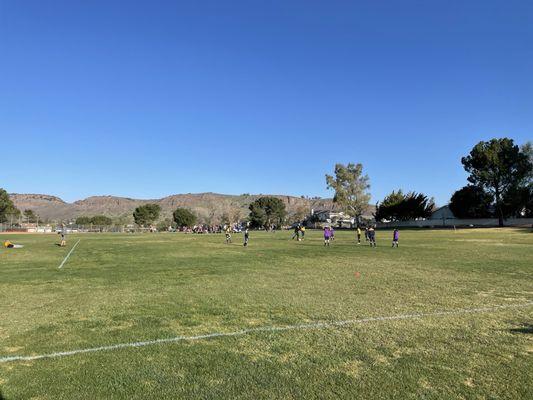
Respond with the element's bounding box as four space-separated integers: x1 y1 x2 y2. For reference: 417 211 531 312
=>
311 209 353 225
20 223 53 233
429 205 456 221
307 209 372 227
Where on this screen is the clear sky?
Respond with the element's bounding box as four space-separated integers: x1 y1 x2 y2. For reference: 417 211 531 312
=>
1 1 531 205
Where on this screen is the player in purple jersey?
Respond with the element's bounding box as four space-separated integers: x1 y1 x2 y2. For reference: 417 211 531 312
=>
392 229 399 247
323 226 332 246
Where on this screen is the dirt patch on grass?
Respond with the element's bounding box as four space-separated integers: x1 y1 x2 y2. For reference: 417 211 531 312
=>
464 377 475 387
3 346 24 353
339 360 363 378
419 378 433 389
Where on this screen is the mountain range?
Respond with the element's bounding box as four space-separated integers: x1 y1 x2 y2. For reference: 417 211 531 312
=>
9 193 337 223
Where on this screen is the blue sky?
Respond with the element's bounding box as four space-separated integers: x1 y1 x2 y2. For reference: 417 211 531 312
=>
1 1 531 205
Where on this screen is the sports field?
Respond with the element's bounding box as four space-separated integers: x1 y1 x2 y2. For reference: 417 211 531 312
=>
0 228 532 399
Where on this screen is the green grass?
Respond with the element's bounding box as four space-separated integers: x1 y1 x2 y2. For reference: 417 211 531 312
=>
0 228 532 399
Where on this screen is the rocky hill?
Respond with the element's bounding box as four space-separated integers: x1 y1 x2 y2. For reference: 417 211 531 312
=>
9 192 336 223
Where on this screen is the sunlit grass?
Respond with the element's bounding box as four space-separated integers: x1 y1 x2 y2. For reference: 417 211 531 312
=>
0 228 532 399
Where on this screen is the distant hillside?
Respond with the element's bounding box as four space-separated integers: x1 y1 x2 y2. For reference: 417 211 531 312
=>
9 192 341 223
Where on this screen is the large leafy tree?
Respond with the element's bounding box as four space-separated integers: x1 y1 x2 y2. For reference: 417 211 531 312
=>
0 188 20 224
449 185 493 218
402 192 435 220
76 215 112 226
173 208 197 227
461 138 532 226
375 190 435 222
326 163 371 223
248 197 286 229
75 216 92 225
374 190 405 222
90 215 113 226
133 203 161 227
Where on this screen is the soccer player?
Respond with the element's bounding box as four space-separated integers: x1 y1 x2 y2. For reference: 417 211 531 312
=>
323 226 332 246
59 230 66 247
356 226 362 245
291 225 300 240
392 229 399 247
364 226 369 242
330 227 335 241
368 226 376 247
225 226 232 244
300 225 305 240
3 240 23 248
243 228 249 247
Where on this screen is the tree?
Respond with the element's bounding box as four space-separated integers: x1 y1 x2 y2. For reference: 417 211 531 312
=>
401 192 435 220
173 208 197 227
75 216 92 226
113 214 132 226
326 163 371 223
449 185 493 218
374 190 405 222
501 184 533 218
461 138 532 226
0 189 19 224
248 197 286 229
23 209 38 223
133 204 161 227
90 215 113 226
375 190 435 222
522 141 533 181
501 143 532 218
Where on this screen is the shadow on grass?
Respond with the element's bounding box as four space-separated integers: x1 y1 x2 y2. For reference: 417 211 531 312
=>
510 324 533 334
0 389 7 400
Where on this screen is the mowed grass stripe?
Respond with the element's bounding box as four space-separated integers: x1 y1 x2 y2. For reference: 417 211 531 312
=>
1 302 531 364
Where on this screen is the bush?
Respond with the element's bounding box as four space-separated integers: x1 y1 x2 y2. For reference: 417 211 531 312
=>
173 208 197 227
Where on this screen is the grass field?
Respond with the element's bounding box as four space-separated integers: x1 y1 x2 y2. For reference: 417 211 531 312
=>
0 228 532 399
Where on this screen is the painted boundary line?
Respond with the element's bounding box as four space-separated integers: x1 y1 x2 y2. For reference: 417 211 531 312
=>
58 239 81 269
1 302 532 364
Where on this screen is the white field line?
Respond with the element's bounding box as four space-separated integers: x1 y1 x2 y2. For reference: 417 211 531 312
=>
1 302 532 364
58 239 81 269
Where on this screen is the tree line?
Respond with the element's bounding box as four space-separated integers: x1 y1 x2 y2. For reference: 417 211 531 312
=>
373 138 532 226
449 138 532 226
130 197 287 230
1 137 531 229
75 215 113 226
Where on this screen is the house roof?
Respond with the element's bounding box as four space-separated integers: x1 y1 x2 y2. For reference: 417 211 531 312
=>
431 205 451 213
